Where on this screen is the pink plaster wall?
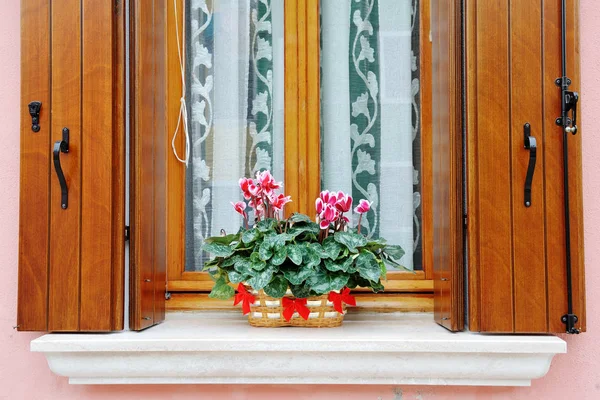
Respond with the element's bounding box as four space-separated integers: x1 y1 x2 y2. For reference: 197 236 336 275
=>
1 1 599 399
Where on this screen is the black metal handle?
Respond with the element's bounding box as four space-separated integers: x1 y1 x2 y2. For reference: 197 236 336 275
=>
53 128 70 210
524 123 537 207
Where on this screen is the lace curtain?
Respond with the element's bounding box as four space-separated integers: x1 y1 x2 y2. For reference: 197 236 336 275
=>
185 0 285 271
321 0 421 270
184 0 421 271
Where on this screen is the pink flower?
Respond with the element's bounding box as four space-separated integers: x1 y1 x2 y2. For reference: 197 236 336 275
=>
256 170 282 195
354 199 372 214
315 198 324 215
319 219 331 229
271 194 292 211
231 201 247 216
239 178 253 200
320 203 339 223
319 190 337 206
335 193 353 213
248 183 261 197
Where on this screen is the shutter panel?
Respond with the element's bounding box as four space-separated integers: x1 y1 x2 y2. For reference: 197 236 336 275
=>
129 0 167 330
18 0 125 332
466 0 585 333
431 1 464 331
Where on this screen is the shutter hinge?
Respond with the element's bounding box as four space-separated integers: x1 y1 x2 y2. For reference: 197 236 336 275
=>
125 225 130 241
463 214 468 229
165 291 172 300
114 0 121 15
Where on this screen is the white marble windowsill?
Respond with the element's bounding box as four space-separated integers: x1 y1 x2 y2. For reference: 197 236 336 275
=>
31 312 566 386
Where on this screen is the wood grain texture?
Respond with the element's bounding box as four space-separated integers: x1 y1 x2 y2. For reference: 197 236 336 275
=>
431 0 464 332
420 0 434 281
80 0 116 331
284 0 320 217
17 0 51 331
48 0 82 332
543 0 586 332
467 0 585 333
130 0 167 331
165 0 186 287
18 0 125 332
167 293 433 313
510 0 547 333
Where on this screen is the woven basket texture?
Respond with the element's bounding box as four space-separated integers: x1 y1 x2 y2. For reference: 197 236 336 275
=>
245 287 346 328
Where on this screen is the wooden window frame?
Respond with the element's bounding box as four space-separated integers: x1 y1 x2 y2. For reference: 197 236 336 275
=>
164 0 435 312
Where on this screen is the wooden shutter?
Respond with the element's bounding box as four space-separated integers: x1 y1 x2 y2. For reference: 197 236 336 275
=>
431 1 464 331
465 0 585 333
18 0 126 332
129 0 168 330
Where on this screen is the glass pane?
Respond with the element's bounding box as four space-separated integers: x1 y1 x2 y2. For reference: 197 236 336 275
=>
321 0 422 270
184 0 285 271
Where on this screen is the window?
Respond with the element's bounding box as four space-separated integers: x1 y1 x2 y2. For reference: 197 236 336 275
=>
165 0 434 311
16 0 586 334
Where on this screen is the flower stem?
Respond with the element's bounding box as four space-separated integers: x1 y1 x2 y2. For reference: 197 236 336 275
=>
357 214 362 234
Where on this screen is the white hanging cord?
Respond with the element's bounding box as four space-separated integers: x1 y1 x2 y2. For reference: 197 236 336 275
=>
172 0 190 166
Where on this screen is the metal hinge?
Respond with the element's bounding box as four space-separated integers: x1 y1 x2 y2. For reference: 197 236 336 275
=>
463 214 468 229
165 292 172 300
125 225 130 241
114 0 121 15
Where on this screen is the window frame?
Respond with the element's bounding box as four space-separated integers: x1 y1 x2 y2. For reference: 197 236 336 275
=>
164 0 435 312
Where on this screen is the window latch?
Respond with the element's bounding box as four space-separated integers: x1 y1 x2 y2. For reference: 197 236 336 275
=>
28 101 42 132
523 123 536 207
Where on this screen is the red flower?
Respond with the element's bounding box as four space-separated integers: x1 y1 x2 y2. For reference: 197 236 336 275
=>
281 297 311 321
270 193 292 211
335 193 353 213
231 201 247 217
354 199 372 214
328 287 356 314
233 283 256 315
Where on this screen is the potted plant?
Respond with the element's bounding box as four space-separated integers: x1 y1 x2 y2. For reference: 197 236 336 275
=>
202 171 407 327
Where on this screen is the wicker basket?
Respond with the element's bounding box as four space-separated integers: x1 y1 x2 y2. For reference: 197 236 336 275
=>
245 287 346 328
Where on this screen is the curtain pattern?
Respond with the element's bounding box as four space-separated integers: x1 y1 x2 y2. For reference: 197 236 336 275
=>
322 0 420 270
411 0 422 270
185 0 277 271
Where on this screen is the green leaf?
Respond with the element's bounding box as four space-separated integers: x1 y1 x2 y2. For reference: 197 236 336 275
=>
242 229 260 244
370 280 384 293
264 232 294 248
287 244 304 265
308 242 329 258
322 236 343 260
246 265 276 291
306 269 349 295
324 257 353 273
329 273 350 292
288 223 320 237
384 244 405 261
290 283 311 299
355 251 382 282
289 213 313 224
204 233 239 245
227 270 249 284
365 237 387 252
271 246 287 266
208 277 235 300
334 231 368 253
382 255 411 272
258 241 274 261
283 264 315 285
222 254 243 267
249 252 268 271
263 275 288 298
202 242 235 257
233 257 255 276
256 218 277 233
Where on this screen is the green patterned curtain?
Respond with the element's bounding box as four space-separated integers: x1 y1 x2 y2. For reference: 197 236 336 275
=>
322 0 421 270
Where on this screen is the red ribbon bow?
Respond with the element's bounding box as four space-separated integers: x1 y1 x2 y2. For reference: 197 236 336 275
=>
328 287 356 314
233 283 256 315
281 298 311 321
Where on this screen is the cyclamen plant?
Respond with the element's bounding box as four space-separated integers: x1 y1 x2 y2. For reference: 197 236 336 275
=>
202 171 407 318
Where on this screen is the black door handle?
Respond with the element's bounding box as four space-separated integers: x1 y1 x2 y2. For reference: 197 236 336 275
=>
53 128 70 210
524 123 536 207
